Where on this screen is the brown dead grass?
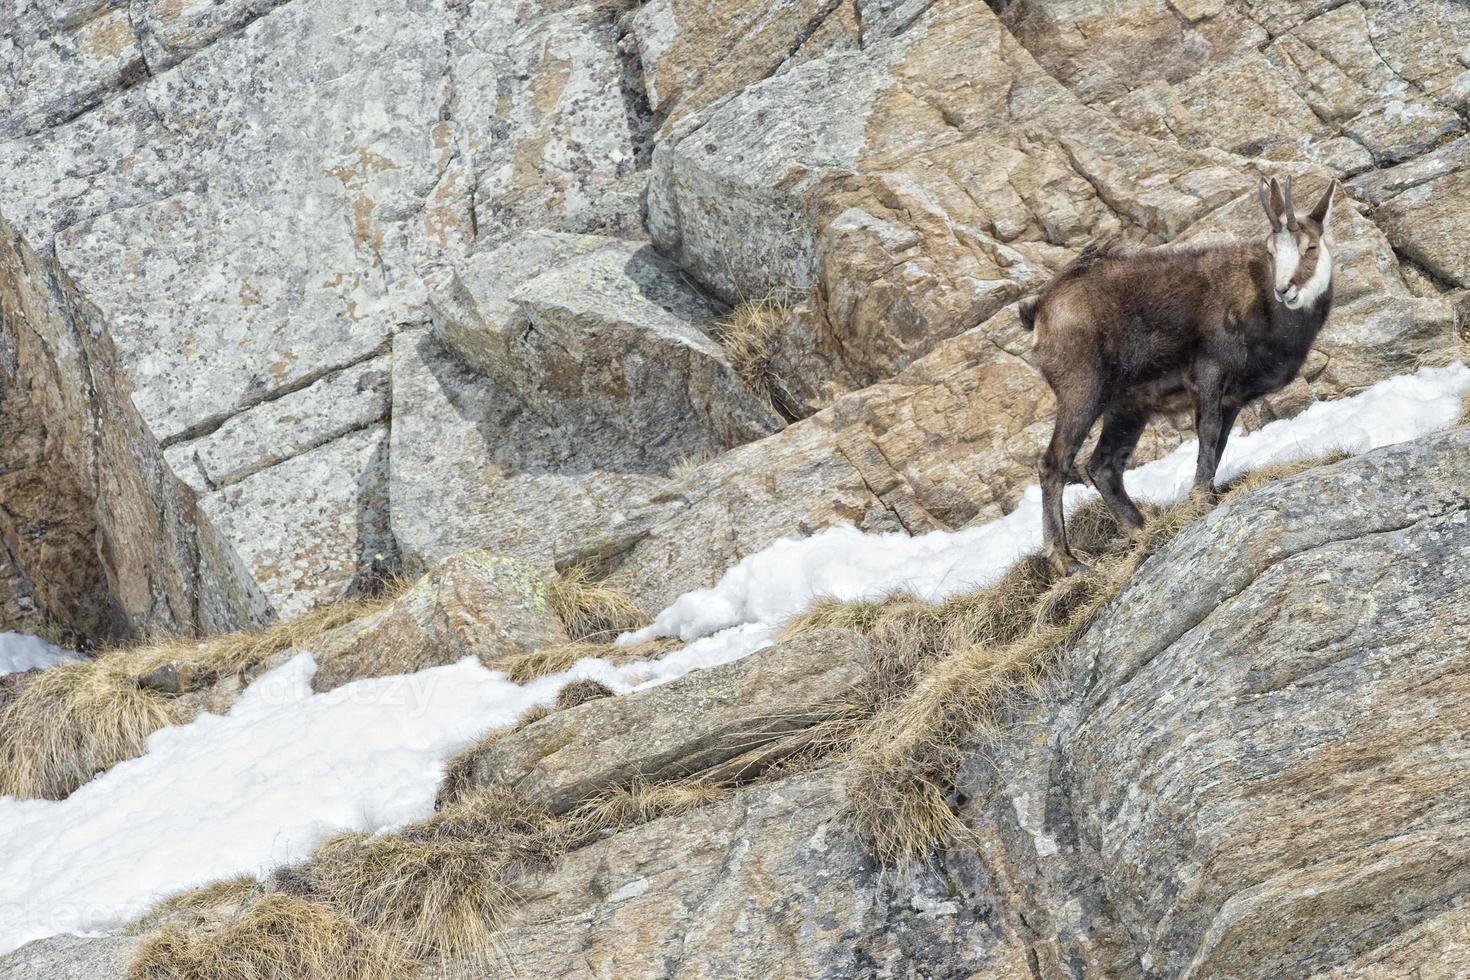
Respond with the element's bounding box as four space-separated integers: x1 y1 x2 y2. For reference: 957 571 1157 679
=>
0 587 409 801
128 893 411 980
561 779 730 841
434 703 560 810
555 678 615 709
670 449 718 480
1459 389 1470 428
124 875 257 937
546 564 647 642
498 635 679 685
131 776 730 979
713 296 788 400
823 452 1350 867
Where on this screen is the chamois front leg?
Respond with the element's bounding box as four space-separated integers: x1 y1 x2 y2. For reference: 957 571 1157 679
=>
1191 360 1227 501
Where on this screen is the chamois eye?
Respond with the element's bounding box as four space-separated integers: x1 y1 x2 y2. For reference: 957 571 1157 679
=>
1305 244 1317 252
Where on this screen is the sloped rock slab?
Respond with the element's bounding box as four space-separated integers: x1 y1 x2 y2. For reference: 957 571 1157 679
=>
0 934 136 980
453 629 867 814
311 551 567 692
953 429 1470 977
445 771 1034 979
399 234 781 573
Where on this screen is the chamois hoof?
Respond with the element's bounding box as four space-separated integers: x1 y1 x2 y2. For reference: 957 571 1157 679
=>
1047 552 1089 578
1188 485 1221 507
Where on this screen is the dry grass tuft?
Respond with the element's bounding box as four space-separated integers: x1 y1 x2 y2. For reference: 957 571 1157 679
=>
713 296 788 398
0 658 180 802
128 893 410 980
555 678 615 709
132 776 731 978
836 452 1350 867
514 703 553 729
125 876 258 936
0 586 409 801
546 565 647 642
1459 389 1470 428
434 703 564 809
561 779 730 844
670 449 718 480
499 635 679 684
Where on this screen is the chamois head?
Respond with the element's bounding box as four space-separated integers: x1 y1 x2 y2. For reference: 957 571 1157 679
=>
1258 176 1337 311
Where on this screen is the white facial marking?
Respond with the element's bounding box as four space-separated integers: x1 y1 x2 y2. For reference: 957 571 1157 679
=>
1285 243 1331 310
1271 229 1299 296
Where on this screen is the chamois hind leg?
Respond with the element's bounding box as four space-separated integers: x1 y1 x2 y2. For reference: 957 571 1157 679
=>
1085 407 1148 536
1213 403 1241 477
1040 379 1103 576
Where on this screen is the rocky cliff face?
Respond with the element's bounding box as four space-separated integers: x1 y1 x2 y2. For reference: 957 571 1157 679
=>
2 0 1466 640
7 419 1468 979
2 0 1469 976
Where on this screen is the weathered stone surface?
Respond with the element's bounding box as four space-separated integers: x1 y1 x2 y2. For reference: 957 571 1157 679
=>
0 209 266 637
1326 906 1470 978
429 232 780 457
996 0 1266 107
1353 134 1470 289
389 326 673 575
0 1 147 141
1111 52 1375 174
451 2 648 243
0 0 647 628
999 0 1467 171
401 236 781 573
628 0 861 128
311 551 566 693
0 337 123 642
453 629 866 813
131 0 292 71
951 429 1470 977
163 355 391 495
198 424 395 619
0 934 136 980
450 771 1033 979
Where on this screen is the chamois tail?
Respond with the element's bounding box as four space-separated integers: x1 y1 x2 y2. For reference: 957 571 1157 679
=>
1018 297 1039 331
1019 236 1120 331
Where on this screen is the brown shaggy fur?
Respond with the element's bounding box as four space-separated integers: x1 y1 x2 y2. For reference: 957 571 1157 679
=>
1026 176 1339 575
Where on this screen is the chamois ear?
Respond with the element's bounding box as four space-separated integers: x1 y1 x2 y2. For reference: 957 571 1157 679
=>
1258 178 1283 232
1310 178 1337 227
1269 178 1288 223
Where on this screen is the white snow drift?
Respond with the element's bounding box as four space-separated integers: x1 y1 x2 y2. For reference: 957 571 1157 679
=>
0 633 77 678
0 362 1465 956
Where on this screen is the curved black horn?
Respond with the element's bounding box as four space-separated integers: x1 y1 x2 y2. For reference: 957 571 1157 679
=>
1283 176 1299 230
1258 178 1282 232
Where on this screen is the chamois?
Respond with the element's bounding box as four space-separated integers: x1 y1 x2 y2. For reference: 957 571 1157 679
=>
1022 176 1339 576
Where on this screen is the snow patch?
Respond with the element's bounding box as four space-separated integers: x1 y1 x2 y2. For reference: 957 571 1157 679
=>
0 633 78 678
0 637 769 955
